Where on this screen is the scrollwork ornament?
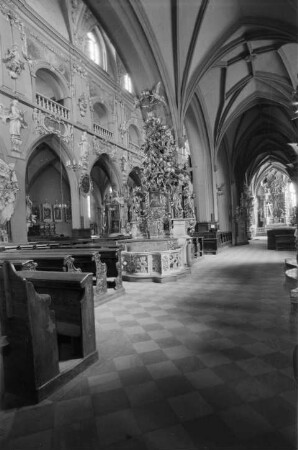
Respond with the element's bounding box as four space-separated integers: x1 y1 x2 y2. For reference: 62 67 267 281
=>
79 173 93 197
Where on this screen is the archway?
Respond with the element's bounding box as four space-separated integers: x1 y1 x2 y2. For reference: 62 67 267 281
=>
26 142 72 240
90 154 121 236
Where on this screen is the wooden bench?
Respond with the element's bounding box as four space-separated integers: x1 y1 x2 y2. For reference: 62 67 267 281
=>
1 246 123 293
0 250 109 295
275 234 296 251
0 261 97 405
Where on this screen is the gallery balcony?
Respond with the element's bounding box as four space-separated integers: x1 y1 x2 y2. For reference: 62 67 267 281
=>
36 93 70 120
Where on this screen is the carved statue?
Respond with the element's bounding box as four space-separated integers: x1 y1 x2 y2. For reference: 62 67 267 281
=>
0 159 19 225
79 131 89 170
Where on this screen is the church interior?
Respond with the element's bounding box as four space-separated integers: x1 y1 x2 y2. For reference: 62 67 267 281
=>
0 0 297 449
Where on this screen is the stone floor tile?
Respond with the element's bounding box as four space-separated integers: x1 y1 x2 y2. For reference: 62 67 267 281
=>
125 381 164 406
53 419 98 450
132 400 179 432
9 403 54 438
155 375 194 398
54 396 93 427
144 424 197 450
236 357 275 376
220 404 274 440
6 429 53 450
96 410 141 448
186 368 224 389
92 388 130 416
168 391 213 421
118 366 152 386
113 354 143 371
146 360 181 379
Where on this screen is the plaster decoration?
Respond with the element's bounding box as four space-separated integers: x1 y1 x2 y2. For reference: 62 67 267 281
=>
79 131 89 170
73 31 85 50
133 255 149 273
0 2 24 32
2 45 25 79
71 0 80 23
32 108 73 143
78 93 89 117
92 135 112 155
73 61 87 78
119 122 127 139
0 159 19 226
79 172 93 196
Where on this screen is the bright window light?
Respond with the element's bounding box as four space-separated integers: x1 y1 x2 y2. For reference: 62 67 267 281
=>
87 32 100 65
87 194 91 219
123 74 132 93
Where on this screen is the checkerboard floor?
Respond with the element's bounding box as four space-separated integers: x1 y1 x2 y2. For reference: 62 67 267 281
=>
1 237 297 449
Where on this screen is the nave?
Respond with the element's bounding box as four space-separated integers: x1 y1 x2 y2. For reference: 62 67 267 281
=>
0 239 297 450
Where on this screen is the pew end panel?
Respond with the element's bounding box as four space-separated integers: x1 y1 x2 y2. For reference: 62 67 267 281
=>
0 262 60 404
19 271 97 360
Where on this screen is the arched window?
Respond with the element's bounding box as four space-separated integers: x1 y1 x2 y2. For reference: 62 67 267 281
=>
86 28 107 71
123 74 133 93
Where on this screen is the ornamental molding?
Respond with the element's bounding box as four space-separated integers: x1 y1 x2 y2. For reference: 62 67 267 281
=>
78 92 89 117
72 60 87 78
32 108 73 143
29 31 70 62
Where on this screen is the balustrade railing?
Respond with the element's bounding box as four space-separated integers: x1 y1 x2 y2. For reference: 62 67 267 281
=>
36 93 70 120
93 123 113 140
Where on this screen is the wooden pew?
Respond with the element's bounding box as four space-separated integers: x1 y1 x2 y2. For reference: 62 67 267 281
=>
0 262 98 405
275 234 296 251
0 250 108 294
1 246 123 293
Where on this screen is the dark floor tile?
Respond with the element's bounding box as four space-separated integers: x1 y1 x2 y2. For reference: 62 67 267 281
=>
155 375 195 398
142 323 164 331
250 396 297 428
117 320 140 327
102 436 149 450
261 352 292 370
139 349 168 365
54 396 93 427
173 355 206 373
128 333 152 344
243 431 296 450
144 424 197 450
212 362 249 383
53 418 98 450
229 333 258 346
92 388 130 416
9 403 54 438
155 336 182 348
132 400 179 432
199 384 244 410
6 429 53 450
221 347 254 361
96 409 141 447
184 414 237 447
256 372 296 395
118 366 152 386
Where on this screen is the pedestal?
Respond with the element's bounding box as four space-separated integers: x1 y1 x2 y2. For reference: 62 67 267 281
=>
171 219 194 266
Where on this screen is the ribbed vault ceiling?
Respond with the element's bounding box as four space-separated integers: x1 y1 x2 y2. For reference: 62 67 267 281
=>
84 0 298 187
